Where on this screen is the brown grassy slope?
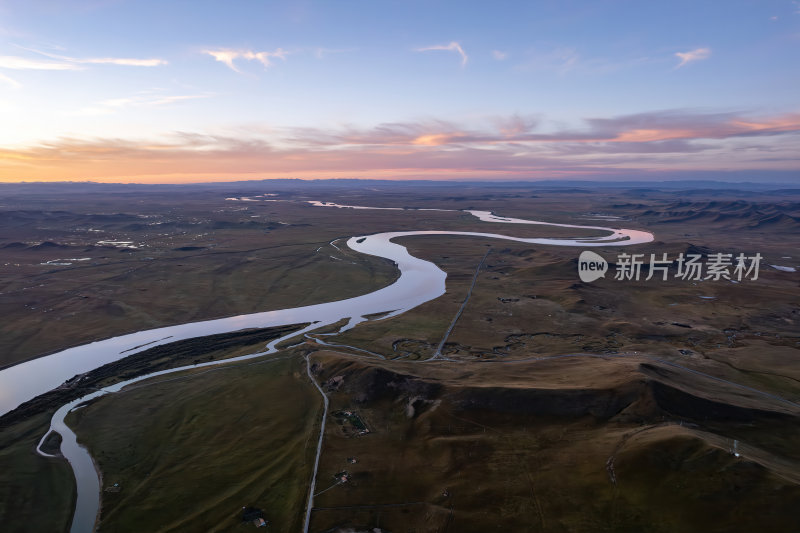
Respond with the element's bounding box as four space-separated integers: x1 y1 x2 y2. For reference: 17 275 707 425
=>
305 350 800 533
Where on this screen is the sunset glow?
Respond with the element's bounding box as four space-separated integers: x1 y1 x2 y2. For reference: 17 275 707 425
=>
1 1 798 183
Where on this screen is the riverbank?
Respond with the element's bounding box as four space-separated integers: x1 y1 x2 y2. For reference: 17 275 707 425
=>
0 324 306 430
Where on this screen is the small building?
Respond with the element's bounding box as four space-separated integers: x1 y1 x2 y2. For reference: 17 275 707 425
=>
242 506 267 525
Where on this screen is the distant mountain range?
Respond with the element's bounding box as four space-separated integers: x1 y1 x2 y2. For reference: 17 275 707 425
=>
1 178 799 194
638 200 800 230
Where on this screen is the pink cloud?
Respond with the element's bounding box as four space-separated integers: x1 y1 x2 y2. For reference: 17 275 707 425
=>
675 47 711 68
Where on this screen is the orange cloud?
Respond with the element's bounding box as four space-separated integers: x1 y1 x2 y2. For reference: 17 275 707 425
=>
730 114 800 134
609 113 800 143
614 128 702 142
412 133 456 146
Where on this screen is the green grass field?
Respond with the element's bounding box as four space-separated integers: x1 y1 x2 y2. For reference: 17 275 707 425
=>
67 354 321 532
0 411 76 532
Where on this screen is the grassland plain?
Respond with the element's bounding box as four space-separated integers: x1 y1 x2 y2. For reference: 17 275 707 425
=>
66 353 321 532
0 188 604 368
0 324 309 532
0 410 76 532
332 235 799 365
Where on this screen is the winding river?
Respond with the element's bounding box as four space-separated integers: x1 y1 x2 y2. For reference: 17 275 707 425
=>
2 204 653 532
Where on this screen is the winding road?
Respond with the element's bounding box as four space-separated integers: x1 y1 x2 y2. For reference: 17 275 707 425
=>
303 354 329 533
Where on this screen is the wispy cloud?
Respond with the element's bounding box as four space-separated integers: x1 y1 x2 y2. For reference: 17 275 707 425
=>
0 72 21 88
493 114 538 136
0 47 166 83
0 55 79 70
69 92 212 116
514 46 656 77
416 41 468 66
203 48 288 72
492 50 508 61
12 46 168 68
515 47 583 75
79 57 166 66
311 47 356 59
675 47 711 68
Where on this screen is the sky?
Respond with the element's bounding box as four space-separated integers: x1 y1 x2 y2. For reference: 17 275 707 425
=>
0 0 798 183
